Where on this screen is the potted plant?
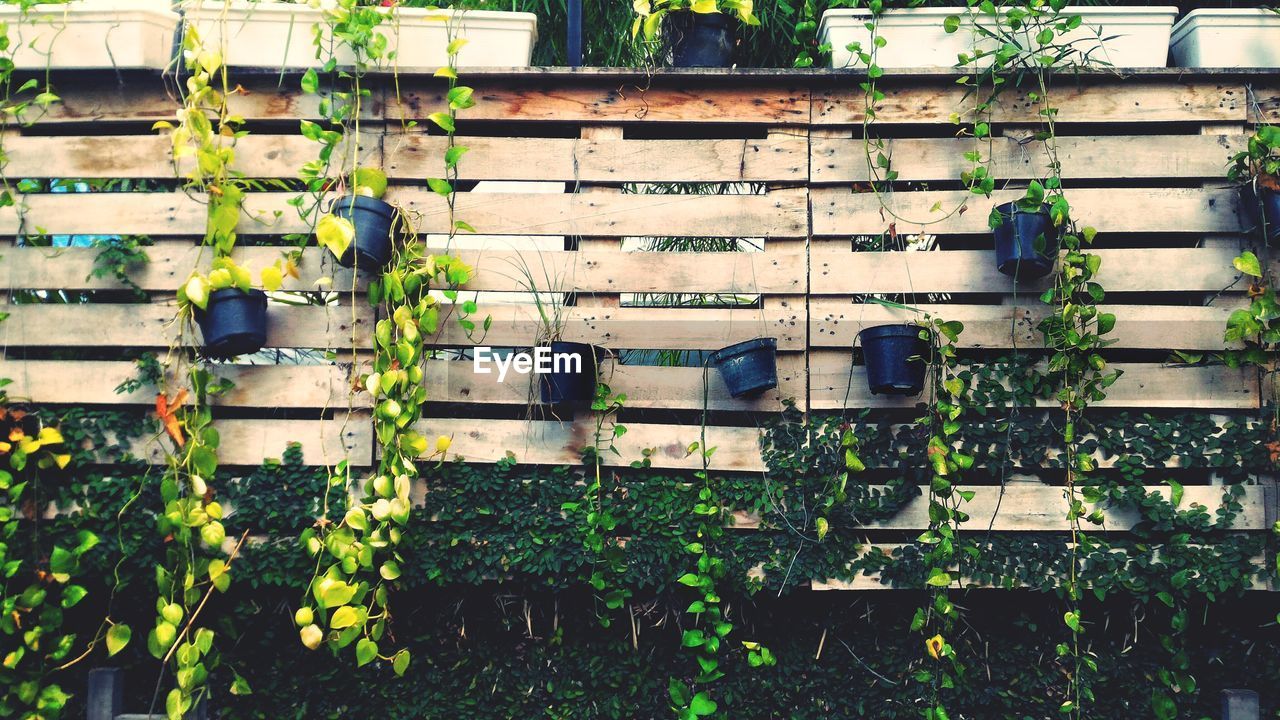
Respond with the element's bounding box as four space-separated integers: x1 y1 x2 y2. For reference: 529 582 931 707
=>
180 0 538 70
316 167 398 272
1230 125 1280 244
708 337 777 398
541 342 608 406
1171 8 1280 68
990 195 1061 280
820 3 1176 69
631 0 759 67
858 324 929 396
180 257 286 358
0 0 179 70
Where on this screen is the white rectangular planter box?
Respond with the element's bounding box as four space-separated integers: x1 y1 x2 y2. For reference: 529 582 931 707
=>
1171 9 1280 68
181 1 536 69
0 0 179 70
821 6 1176 69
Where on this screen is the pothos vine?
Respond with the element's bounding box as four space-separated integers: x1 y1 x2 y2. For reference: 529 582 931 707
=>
294 2 479 674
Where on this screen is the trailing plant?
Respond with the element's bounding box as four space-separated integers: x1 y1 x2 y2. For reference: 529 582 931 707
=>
908 316 971 720
295 14 482 673
0 407 91 720
563 383 632 627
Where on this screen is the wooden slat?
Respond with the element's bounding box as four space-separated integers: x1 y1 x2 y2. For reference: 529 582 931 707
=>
386 135 808 183
393 80 812 124
422 418 766 472
736 484 1269 531
813 187 1244 236
25 75 361 125
812 135 1246 183
2 301 373 349
124 417 371 467
3 133 375 180
814 81 1246 125
0 190 808 238
810 302 1240 351
811 543 1270 591
427 358 800 411
438 302 805 351
810 356 1259 410
3 245 806 295
0 360 366 409
2 245 357 292
810 247 1257 295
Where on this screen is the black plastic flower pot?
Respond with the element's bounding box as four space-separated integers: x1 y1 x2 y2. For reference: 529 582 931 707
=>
330 195 396 271
538 341 603 406
992 201 1059 281
668 11 735 67
858 324 929 396
196 288 268 359
709 337 778 398
1241 181 1280 244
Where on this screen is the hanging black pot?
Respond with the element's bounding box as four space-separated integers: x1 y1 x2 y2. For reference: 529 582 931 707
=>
196 288 268 358
539 341 604 406
709 337 778 398
858 324 929 396
330 195 396 271
992 201 1059 280
1241 180 1280 244
668 11 735 67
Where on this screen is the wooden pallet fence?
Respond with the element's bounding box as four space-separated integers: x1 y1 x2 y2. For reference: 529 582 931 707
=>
0 70 1273 592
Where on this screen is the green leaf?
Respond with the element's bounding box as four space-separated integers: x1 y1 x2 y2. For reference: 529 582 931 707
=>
61 584 87 608
355 638 378 667
316 213 355 260
427 112 455 133
392 649 411 676
1234 250 1263 278
926 568 952 587
106 624 131 657
689 692 717 716
330 605 359 629
300 68 319 94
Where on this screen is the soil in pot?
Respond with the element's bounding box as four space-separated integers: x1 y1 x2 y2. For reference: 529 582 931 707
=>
330 195 397 271
667 11 735 67
859 324 929 396
539 341 604 406
196 288 268 358
1241 178 1280 244
709 337 778 398
992 201 1060 280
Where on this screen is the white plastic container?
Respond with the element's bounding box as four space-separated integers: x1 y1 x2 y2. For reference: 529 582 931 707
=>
181 0 537 69
1170 9 1280 68
0 0 179 70
820 6 1177 69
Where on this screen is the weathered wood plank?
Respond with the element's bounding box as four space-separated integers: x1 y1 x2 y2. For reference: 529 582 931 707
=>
422 418 766 472
0 190 808 238
0 360 366 409
810 247 1256 295
810 302 1241 351
810 544 1270 591
26 74 360 125
812 134 1246 183
1 245 357 292
4 133 375 179
814 81 1246 125
2 301 373 349
386 135 808 182
810 355 1259 410
437 302 805 351
737 484 1269 531
123 417 371 467
391 80 812 124
813 187 1244 236
3 245 804 294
